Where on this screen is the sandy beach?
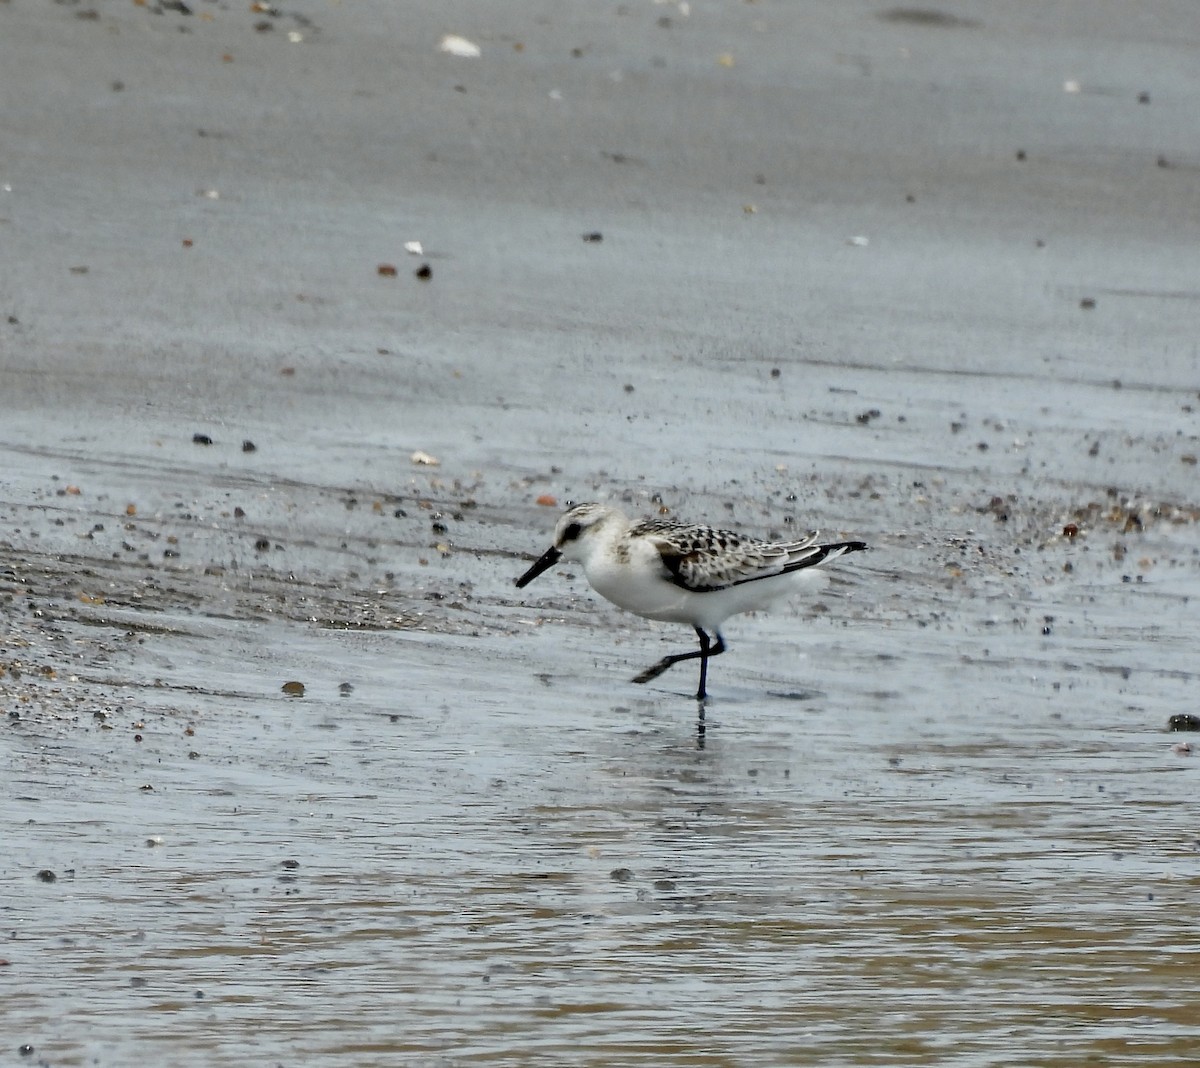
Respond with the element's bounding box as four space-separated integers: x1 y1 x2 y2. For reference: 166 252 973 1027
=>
3 1 1199 1064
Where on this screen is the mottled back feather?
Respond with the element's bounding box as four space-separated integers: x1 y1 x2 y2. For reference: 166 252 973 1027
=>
628 517 825 592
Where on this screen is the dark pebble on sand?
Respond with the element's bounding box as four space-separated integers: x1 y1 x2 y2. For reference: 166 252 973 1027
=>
192 433 214 445
35 870 57 883
582 231 603 242
415 263 432 280
242 440 256 453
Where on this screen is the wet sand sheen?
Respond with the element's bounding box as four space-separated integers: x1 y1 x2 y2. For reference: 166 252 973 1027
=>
3 0 1200 1064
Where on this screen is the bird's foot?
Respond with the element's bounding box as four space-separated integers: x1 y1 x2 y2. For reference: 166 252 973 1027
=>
631 658 674 684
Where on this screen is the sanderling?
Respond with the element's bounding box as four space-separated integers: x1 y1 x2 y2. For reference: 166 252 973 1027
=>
515 502 868 700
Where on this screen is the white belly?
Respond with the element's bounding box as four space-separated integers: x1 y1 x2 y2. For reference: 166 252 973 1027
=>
584 549 829 631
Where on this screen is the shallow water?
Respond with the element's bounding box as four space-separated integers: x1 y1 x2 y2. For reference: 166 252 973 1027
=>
5 560 1199 1066
4 0 1200 1063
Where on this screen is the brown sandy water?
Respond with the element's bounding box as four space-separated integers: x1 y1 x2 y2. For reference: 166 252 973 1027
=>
3 0 1199 1064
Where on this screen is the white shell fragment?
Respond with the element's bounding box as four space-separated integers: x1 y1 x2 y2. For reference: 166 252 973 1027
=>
439 34 481 58
404 240 424 256
410 450 441 466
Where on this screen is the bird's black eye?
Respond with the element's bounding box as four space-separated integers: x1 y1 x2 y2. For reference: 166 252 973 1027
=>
561 521 582 543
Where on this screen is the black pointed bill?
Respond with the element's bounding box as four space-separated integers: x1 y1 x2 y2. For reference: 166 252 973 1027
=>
515 545 562 588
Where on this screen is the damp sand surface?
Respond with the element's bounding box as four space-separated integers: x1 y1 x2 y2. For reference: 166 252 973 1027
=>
2 1 1200 1065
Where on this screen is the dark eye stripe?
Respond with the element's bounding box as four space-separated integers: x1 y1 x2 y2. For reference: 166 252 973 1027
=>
562 522 583 542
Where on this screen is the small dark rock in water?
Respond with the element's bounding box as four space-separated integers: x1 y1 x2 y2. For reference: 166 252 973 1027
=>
192 433 214 445
1080 297 1096 310
18 1046 34 1058
241 440 256 453
282 681 306 697
856 409 881 424
1168 714 1200 732
770 367 781 378
281 859 300 870
609 867 634 882
35 869 56 883
338 682 353 696
581 231 603 243
414 263 432 280
254 537 270 551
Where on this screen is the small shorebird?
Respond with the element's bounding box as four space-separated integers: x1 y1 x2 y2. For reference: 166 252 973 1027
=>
515 502 867 700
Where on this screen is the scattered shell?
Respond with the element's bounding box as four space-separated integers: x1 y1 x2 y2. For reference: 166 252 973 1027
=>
281 681 306 697
440 34 481 58
404 240 424 255
411 450 440 466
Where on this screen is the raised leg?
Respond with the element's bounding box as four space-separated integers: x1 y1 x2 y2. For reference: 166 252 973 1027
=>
632 627 726 699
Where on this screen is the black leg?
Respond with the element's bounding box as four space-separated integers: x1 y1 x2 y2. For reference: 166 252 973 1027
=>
695 628 712 700
632 627 726 699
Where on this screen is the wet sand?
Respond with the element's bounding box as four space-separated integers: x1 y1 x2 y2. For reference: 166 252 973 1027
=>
2 1 1199 1065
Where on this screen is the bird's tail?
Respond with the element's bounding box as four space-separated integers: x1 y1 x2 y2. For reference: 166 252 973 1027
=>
781 540 868 574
